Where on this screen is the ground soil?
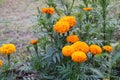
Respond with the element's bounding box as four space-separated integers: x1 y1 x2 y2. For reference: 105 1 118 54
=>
0 0 45 55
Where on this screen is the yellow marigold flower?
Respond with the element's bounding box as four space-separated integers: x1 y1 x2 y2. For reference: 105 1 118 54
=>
66 35 79 43
83 7 93 11
41 7 55 14
71 41 89 53
0 44 16 55
30 39 38 45
62 45 75 57
103 45 112 53
59 16 76 28
90 44 102 55
0 60 3 67
71 51 87 63
53 21 70 34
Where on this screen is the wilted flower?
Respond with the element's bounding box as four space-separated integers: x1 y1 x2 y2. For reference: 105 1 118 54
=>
62 45 75 57
0 43 16 55
71 51 87 62
90 44 102 55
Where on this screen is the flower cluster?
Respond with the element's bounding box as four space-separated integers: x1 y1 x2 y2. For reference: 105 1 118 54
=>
62 41 89 63
0 43 16 55
62 38 113 63
83 7 93 11
41 7 55 14
66 35 79 43
53 16 76 34
103 45 112 53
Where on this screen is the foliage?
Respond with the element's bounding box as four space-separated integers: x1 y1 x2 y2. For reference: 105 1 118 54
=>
30 0 120 80
0 0 120 80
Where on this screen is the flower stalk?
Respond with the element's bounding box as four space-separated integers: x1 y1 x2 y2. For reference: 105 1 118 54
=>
7 54 10 67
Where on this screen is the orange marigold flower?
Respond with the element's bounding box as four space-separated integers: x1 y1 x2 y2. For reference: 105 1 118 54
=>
62 45 75 57
0 60 3 67
103 45 112 53
90 44 102 55
41 7 55 14
59 16 76 28
83 7 93 11
47 7 55 14
71 41 89 53
53 21 70 34
71 51 87 63
66 35 79 43
30 39 38 45
0 44 16 55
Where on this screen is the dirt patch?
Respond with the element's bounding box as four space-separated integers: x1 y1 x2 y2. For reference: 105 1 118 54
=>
0 0 45 55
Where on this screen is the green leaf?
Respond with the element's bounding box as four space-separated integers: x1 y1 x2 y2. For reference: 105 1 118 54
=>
112 51 120 63
90 68 104 78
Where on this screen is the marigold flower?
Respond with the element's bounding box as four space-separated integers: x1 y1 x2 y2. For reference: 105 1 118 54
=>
71 41 89 53
71 51 87 62
59 16 76 28
62 45 75 57
0 44 16 55
66 35 79 43
0 60 3 67
103 45 112 53
30 39 38 45
41 7 55 14
53 21 70 34
90 44 102 55
83 7 93 11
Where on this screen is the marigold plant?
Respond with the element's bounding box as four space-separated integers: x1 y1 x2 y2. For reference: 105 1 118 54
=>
103 45 112 53
71 41 89 53
62 45 75 57
41 7 55 14
53 21 70 34
83 7 93 11
89 44 102 55
0 43 16 55
66 35 79 43
59 16 76 28
0 60 3 67
30 39 38 45
71 51 87 63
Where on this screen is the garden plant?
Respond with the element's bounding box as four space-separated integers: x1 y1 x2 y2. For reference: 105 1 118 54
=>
0 0 120 80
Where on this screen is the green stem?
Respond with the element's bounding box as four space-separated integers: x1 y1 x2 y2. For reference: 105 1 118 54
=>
107 53 112 79
60 0 67 15
103 9 106 45
7 54 10 67
34 44 39 58
68 0 75 15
